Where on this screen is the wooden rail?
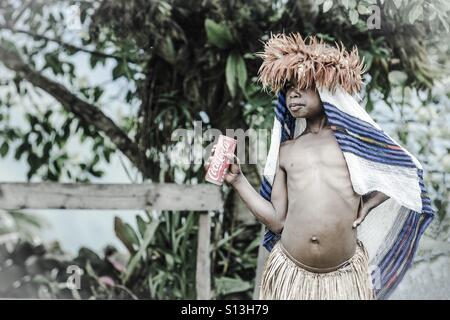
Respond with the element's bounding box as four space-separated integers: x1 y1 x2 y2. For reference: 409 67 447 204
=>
0 182 222 211
0 182 223 300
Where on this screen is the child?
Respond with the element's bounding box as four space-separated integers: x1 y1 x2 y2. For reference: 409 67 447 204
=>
206 33 434 300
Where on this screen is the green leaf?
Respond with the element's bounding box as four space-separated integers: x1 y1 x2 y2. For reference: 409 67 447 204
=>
92 153 100 165
114 217 140 253
243 53 257 60
0 142 8 157
136 215 147 238
93 87 103 102
362 51 373 70
236 54 247 91
14 142 29 160
90 54 105 68
102 147 112 163
226 52 238 97
123 218 160 283
125 90 134 103
27 152 40 173
215 276 252 296
62 120 72 140
112 61 129 80
43 141 52 157
89 169 103 178
158 36 177 64
13 76 22 94
204 19 234 49
225 51 247 97
165 253 174 268
357 4 370 15
380 58 389 72
349 9 359 24
44 52 63 75
316 33 335 42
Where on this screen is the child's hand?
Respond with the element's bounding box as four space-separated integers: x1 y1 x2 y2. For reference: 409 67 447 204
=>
353 192 389 228
204 146 243 186
223 152 243 186
353 200 369 228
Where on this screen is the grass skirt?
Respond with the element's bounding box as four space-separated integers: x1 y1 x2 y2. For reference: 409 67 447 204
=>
259 240 375 300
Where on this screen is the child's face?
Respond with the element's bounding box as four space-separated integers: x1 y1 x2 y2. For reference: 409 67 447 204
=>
285 82 323 119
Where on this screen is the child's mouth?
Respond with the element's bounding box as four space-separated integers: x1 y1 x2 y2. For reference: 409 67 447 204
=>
289 103 305 111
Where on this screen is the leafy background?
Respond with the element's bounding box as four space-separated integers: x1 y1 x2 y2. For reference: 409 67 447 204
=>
0 0 449 299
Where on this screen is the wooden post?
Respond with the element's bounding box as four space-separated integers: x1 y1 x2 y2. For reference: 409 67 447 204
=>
253 224 269 300
196 212 211 299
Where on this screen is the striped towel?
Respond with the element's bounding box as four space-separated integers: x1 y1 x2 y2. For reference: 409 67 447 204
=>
259 86 435 299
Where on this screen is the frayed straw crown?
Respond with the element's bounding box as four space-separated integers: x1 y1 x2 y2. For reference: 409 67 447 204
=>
256 33 366 95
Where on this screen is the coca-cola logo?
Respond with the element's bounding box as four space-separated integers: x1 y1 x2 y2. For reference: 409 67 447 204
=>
208 152 226 180
208 160 222 180
208 139 232 180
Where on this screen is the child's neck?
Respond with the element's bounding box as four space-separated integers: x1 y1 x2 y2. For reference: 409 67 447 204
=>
305 113 328 134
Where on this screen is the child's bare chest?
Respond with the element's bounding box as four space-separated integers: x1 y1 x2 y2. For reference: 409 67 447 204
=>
281 129 348 177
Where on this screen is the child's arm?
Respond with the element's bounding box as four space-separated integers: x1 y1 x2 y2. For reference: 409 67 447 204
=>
205 147 287 233
231 161 288 234
353 191 390 228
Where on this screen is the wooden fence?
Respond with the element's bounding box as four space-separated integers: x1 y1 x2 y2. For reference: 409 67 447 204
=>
0 182 225 299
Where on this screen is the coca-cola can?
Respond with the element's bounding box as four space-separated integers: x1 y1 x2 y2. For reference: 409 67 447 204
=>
205 135 237 186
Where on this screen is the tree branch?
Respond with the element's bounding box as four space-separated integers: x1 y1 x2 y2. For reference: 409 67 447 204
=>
0 25 141 64
0 44 146 174
136 61 157 176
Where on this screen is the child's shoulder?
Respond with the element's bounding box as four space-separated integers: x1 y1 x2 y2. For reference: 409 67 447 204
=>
279 134 308 158
280 134 306 148
279 139 296 159
280 139 295 149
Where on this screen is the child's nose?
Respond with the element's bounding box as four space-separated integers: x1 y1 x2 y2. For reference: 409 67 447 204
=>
289 90 301 98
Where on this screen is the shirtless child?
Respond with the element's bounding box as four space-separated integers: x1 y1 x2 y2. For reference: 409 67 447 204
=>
204 32 434 300
205 82 390 300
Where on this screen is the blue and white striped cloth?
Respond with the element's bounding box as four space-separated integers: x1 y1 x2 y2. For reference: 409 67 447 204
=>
259 86 435 299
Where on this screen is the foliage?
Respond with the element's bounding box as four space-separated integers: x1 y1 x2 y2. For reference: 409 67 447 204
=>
0 209 44 242
0 0 448 299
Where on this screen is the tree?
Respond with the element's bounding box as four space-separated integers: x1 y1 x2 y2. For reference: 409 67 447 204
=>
0 0 448 299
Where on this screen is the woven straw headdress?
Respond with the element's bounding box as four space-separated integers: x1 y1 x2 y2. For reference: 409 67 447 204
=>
256 32 366 95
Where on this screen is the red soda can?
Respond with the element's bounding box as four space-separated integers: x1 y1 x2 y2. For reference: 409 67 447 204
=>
205 135 237 186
